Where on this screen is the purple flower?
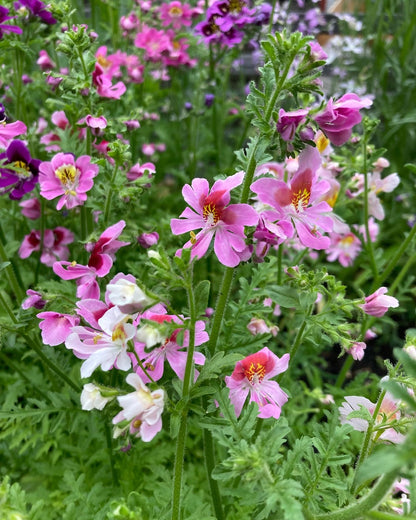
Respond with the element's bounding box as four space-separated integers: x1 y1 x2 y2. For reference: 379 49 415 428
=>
314 93 372 146
276 108 309 142
359 287 399 317
170 171 259 267
0 6 23 38
0 140 40 200
22 289 46 310
17 0 57 24
138 231 159 248
225 347 290 419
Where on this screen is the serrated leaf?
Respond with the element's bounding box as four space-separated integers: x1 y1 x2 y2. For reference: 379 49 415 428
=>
194 280 210 317
268 286 300 308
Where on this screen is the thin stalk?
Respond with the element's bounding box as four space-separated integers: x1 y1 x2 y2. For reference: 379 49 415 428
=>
389 251 416 294
267 0 278 35
304 472 397 520
203 426 225 520
34 197 47 285
0 229 25 302
103 163 119 225
335 355 354 388
171 268 197 520
363 136 378 278
364 511 415 520
0 291 18 323
277 244 283 285
104 419 119 487
207 266 234 356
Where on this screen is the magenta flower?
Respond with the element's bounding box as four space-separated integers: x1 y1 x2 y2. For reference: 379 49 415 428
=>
359 287 399 317
276 108 309 142
19 227 74 266
0 6 23 38
159 1 194 29
314 93 372 146
37 49 55 71
138 231 159 248
19 197 41 219
225 347 290 419
0 120 27 148
92 63 126 99
0 140 40 200
37 311 80 346
251 146 333 250
38 152 99 210
22 289 46 310
53 221 129 299
171 171 259 267
17 0 57 24
113 373 164 442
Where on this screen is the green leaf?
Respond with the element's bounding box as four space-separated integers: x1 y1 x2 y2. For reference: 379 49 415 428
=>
194 280 210 317
268 286 300 308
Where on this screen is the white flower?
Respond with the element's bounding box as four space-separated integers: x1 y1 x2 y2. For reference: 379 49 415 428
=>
106 278 154 313
80 383 112 410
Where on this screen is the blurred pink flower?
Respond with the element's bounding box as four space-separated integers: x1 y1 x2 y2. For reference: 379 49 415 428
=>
325 229 362 267
225 347 290 419
347 341 366 361
19 227 74 266
22 289 46 310
359 287 399 317
0 120 27 148
159 1 194 29
19 197 41 219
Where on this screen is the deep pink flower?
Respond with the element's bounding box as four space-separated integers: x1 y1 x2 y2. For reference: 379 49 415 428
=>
159 1 194 29
138 231 159 248
134 25 173 61
276 108 309 142
37 311 79 346
314 93 372 146
171 171 259 267
37 50 55 71
251 146 333 250
359 287 399 317
225 347 290 419
92 63 126 99
18 227 74 266
39 152 99 210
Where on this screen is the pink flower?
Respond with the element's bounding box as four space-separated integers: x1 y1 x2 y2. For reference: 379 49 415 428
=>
0 120 27 148
159 1 194 29
133 308 207 382
92 63 126 99
276 108 309 142
314 93 372 146
359 287 399 317
112 373 164 442
39 152 99 210
85 114 107 130
126 162 155 181
225 347 290 419
251 146 333 250
37 49 55 71
138 231 159 248
37 311 80 346
53 221 129 299
339 394 405 443
22 289 46 310
325 229 362 267
18 227 74 266
66 305 135 378
171 171 259 267
347 341 366 361
51 110 69 130
134 25 173 61
247 317 277 336
19 197 41 219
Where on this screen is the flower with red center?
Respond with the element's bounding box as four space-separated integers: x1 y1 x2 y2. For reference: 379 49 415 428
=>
171 171 258 267
225 347 290 418
38 152 99 210
251 146 333 250
19 226 74 266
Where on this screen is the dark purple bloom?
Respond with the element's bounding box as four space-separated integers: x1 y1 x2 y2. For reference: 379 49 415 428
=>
0 140 41 200
17 0 57 24
0 6 23 38
205 93 215 107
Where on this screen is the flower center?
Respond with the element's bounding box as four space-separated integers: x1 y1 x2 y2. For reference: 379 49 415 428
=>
203 19 220 36
112 323 127 342
13 160 31 179
203 203 221 226
340 235 355 246
55 164 78 186
229 0 245 13
132 419 142 429
97 55 111 69
291 188 311 212
245 362 266 385
169 6 183 17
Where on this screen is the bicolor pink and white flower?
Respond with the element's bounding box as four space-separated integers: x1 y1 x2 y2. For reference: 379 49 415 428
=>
171 171 259 267
251 146 333 250
359 287 399 317
339 394 405 443
346 341 366 361
106 272 155 314
325 229 362 267
225 347 290 419
133 306 207 382
113 372 164 442
66 305 136 378
39 152 99 210
37 311 80 346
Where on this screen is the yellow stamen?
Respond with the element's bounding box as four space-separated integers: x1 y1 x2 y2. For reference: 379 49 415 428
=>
55 164 78 186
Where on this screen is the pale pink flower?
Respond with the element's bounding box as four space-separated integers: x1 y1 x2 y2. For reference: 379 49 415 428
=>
126 162 155 181
0 120 27 148
106 272 154 314
347 341 366 361
37 311 80 346
39 152 99 210
359 287 399 317
325 229 362 267
339 394 405 443
19 197 41 219
251 146 333 250
171 171 259 267
85 114 107 130
225 347 290 419
247 317 276 336
66 305 136 378
113 373 164 442
51 110 69 130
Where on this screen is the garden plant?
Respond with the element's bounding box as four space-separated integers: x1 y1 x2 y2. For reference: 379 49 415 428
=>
0 0 415 519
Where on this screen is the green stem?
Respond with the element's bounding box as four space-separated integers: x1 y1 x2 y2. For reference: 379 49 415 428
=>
364 511 415 520
171 268 197 520
304 472 397 520
104 419 119 487
277 244 283 285
373 224 416 291
335 355 354 388
203 419 225 519
0 291 18 323
389 251 416 294
208 267 234 356
363 136 378 278
103 163 119 225
0 229 25 302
